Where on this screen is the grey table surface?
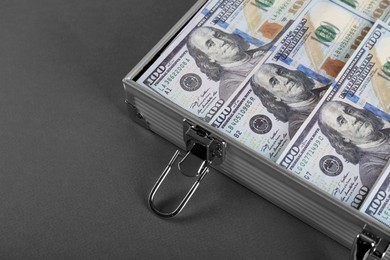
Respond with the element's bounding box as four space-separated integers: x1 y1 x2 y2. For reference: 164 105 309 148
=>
1 0 350 259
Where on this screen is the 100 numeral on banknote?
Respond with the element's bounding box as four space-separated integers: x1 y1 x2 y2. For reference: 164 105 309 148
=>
338 0 390 21
360 165 390 228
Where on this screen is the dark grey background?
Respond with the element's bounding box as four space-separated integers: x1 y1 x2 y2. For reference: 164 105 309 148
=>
1 0 350 259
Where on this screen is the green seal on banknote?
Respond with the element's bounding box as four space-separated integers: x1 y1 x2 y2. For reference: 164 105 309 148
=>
255 0 275 8
340 0 357 8
315 22 339 43
383 60 390 77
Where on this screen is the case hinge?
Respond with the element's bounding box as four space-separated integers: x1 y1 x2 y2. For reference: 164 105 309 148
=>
125 99 149 129
148 119 226 218
351 225 390 260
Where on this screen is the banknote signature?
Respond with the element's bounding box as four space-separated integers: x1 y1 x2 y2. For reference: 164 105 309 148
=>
190 89 218 114
261 131 288 158
333 175 359 201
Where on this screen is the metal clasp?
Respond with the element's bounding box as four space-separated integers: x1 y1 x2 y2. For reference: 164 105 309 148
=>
148 119 226 218
351 226 390 260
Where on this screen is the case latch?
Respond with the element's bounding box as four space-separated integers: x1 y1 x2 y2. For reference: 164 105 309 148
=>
351 225 390 260
148 119 226 218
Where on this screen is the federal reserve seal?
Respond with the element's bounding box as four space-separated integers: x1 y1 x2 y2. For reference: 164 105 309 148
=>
249 114 272 134
319 155 343 176
180 73 202 92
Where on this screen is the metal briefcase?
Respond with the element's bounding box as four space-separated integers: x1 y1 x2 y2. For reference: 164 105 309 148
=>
123 1 390 259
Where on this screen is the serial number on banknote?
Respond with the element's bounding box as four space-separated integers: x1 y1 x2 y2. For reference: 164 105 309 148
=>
225 96 256 135
156 58 192 95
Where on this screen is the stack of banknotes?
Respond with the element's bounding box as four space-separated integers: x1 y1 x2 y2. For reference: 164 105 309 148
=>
137 0 390 227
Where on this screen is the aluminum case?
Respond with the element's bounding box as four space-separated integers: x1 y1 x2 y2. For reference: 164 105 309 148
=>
123 0 390 257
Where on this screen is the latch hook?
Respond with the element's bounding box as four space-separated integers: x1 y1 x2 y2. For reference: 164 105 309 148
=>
148 119 225 218
148 149 209 218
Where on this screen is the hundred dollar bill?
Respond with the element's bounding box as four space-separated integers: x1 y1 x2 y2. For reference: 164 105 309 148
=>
209 0 373 161
211 81 292 160
360 165 390 228
204 0 312 46
277 20 390 208
269 0 374 80
136 0 310 122
336 20 390 115
336 0 390 21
